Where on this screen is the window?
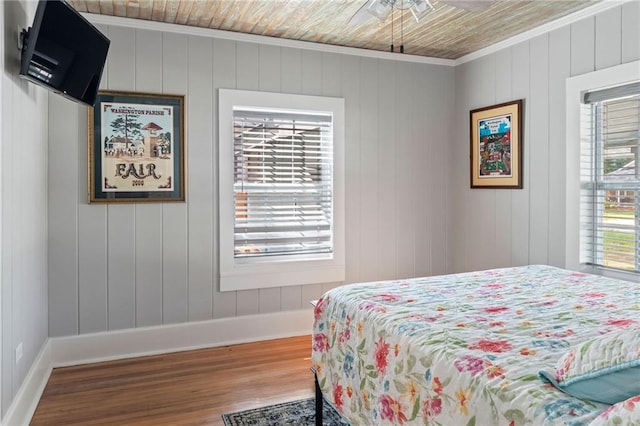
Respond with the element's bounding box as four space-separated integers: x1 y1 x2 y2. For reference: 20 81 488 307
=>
218 89 345 291
233 109 333 258
580 82 640 273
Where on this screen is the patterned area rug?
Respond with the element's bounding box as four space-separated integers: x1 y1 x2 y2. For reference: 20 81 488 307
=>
222 397 350 426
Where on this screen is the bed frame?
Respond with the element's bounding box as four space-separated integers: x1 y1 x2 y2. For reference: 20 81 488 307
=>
313 368 323 426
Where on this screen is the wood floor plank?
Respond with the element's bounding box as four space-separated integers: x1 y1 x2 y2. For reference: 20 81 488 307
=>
30 335 315 425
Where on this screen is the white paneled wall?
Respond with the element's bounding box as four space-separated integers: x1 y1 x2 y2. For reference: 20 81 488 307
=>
186 34 214 322
45 0 638 342
47 26 455 337
1 1 49 416
452 1 640 273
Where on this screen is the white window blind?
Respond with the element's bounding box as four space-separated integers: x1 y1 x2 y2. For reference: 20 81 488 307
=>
580 83 640 273
233 108 334 259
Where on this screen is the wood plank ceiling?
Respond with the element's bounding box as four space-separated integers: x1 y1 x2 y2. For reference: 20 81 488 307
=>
67 0 602 59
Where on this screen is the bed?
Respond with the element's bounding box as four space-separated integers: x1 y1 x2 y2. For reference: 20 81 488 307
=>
311 265 640 425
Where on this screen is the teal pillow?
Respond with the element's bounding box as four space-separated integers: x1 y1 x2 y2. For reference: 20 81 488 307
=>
539 328 640 405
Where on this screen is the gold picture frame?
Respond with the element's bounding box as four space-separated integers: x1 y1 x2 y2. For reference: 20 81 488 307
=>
88 90 185 203
470 99 523 189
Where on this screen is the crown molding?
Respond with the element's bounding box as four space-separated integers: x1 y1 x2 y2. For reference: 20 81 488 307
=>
82 13 455 67
454 0 635 65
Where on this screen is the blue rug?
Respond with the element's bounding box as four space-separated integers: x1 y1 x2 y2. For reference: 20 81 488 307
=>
221 397 349 426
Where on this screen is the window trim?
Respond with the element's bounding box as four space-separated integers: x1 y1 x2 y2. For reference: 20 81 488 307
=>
218 89 345 292
565 60 640 281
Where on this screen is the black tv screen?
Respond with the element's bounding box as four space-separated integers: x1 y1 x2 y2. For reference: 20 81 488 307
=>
19 0 110 107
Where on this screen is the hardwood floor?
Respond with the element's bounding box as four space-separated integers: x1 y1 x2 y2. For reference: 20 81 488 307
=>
30 335 315 425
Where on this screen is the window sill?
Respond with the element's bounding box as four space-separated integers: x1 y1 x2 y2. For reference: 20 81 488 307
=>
220 262 345 292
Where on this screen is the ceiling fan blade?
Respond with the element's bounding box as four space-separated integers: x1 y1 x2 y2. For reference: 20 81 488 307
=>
348 0 377 27
438 0 495 12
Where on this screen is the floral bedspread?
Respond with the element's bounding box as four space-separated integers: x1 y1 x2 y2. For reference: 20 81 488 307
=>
311 265 640 425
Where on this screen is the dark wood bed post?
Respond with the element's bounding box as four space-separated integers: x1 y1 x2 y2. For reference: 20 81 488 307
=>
310 300 324 426
313 368 323 426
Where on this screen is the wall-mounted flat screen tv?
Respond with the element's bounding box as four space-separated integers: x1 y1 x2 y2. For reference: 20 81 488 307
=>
19 0 110 107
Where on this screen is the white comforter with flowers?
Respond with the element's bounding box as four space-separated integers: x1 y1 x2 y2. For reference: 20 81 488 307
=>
311 265 640 425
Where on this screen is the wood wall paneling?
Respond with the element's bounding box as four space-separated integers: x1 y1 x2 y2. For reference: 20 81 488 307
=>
78 44 108 333
395 61 416 279
571 17 595 76
236 289 259 316
104 26 137 332
451 4 636 273
319 52 342 295
621 1 640 63
466 55 497 272
107 27 137 90
1 6 13 403
451 62 468 273
301 50 322 96
357 58 379 283
547 26 571 268
157 223 187 326
2 0 49 416
342 55 362 284
34 95 50 345
1 74 13 415
48 96 80 337
412 65 430 278
259 44 281 92
281 48 303 94
136 29 163 91
430 65 454 276
12 68 48 399
259 288 282 315
162 33 190 324
107 206 136 330
161 201 189 324
279 285 302 312
134 30 164 328
211 38 237 320
78 206 108 333
237 41 260 92
234 42 261 317
509 41 531 267
377 59 397 281
528 34 550 266
321 52 342 98
595 7 622 71
187 35 214 322
134 204 163 327
77 23 110 335
493 48 513 269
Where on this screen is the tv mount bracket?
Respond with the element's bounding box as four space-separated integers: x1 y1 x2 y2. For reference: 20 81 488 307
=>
18 27 29 52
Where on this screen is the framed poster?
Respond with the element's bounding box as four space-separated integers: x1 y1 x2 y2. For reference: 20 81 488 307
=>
88 90 185 203
470 99 523 189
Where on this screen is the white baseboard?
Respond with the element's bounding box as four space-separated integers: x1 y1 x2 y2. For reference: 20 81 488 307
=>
2 341 52 426
49 309 313 367
1 309 313 425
